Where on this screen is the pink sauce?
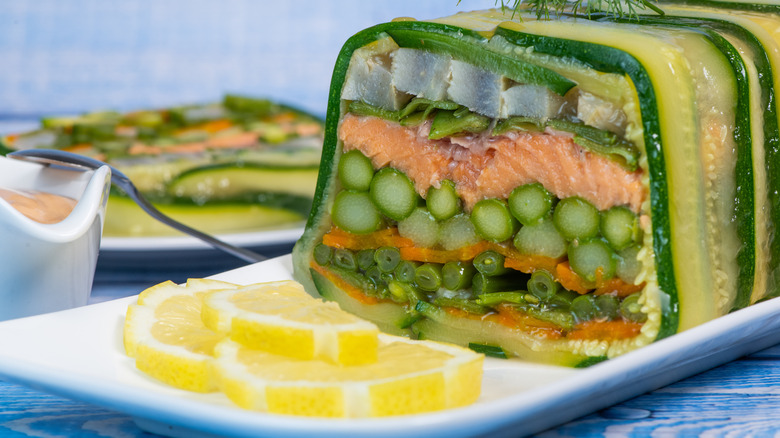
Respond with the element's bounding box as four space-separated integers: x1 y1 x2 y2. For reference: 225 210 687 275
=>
0 188 77 224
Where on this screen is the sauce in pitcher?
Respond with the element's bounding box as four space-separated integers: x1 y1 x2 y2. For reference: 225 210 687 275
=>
0 188 77 224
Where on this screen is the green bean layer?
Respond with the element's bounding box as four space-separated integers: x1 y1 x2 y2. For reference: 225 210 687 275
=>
319 237 647 331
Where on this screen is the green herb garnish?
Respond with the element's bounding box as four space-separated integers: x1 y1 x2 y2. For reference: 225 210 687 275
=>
463 0 665 20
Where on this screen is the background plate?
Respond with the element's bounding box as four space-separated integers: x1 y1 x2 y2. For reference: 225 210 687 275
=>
94 226 304 284
100 224 304 252
0 255 779 437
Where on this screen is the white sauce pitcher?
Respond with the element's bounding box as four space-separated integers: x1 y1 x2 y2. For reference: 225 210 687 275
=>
0 156 110 320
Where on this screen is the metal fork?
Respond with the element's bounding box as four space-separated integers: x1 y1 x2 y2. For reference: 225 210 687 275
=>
8 149 267 264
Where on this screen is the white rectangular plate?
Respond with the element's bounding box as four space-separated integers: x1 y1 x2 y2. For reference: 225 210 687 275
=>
0 255 779 437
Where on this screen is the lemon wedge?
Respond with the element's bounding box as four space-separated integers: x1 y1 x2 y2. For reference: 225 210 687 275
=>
123 278 239 392
213 335 483 417
201 281 380 365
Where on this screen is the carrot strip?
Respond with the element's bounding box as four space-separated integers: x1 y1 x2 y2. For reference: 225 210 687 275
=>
322 227 414 250
400 241 490 263
594 278 646 297
497 245 562 274
271 112 297 123
567 320 643 341
62 143 94 154
163 142 208 154
492 304 563 339
128 143 163 155
207 132 259 148
178 119 233 134
442 304 563 339
555 262 594 294
309 262 381 305
553 262 643 297
315 227 647 341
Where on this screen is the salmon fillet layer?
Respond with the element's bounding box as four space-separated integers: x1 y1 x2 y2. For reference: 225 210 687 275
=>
338 114 646 212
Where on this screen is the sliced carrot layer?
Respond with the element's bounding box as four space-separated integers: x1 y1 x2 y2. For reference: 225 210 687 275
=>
173 119 233 136
492 304 565 340
319 228 645 296
555 262 594 294
595 278 645 298
499 248 561 274
322 227 414 250
199 119 234 134
567 320 643 341
62 143 93 154
439 305 563 340
400 241 491 263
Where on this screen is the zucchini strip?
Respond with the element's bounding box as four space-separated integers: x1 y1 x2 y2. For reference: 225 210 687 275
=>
646 4 780 305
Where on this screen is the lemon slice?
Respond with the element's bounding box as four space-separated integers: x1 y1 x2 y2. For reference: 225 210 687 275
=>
123 278 239 392
213 335 483 417
201 281 380 365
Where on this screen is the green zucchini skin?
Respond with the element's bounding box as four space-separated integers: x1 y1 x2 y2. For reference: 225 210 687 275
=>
105 185 311 237
104 193 308 237
112 186 313 217
595 14 761 311
658 0 780 13
168 163 320 200
385 25 576 96
631 10 780 305
0 138 13 155
645 14 780 310
702 25 755 312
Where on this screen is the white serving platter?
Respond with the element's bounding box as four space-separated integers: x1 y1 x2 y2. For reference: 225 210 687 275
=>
0 255 778 437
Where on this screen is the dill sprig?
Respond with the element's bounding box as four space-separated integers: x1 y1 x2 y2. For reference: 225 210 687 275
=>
495 0 664 19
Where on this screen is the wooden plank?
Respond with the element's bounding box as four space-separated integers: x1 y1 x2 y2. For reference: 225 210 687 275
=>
543 391 780 436
653 359 780 394
0 381 142 436
542 357 780 436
